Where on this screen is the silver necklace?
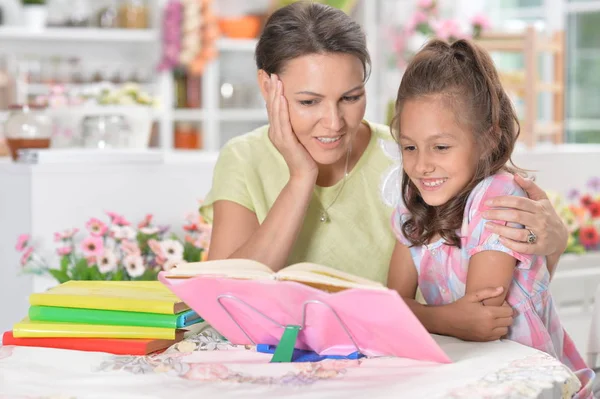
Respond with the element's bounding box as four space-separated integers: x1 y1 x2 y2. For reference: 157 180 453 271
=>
318 141 353 223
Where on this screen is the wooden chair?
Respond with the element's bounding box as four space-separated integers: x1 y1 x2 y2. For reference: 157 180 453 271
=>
476 27 565 147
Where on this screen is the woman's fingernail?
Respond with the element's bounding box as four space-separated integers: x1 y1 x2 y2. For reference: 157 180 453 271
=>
482 211 490 218
485 222 493 229
485 200 493 206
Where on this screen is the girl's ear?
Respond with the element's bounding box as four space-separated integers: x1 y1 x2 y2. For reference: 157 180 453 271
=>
257 69 270 103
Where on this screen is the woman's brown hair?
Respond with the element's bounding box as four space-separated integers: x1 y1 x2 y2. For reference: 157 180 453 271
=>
255 1 371 81
392 39 524 248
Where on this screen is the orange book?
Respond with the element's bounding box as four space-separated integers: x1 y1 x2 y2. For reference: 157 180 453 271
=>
1 331 183 355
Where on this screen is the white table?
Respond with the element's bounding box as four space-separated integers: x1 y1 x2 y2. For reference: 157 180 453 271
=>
0 327 583 399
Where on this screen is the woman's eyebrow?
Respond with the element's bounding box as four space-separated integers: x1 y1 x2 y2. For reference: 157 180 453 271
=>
342 85 365 95
295 85 365 97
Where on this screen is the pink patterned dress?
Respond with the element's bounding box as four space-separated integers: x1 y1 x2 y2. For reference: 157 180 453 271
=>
391 173 595 398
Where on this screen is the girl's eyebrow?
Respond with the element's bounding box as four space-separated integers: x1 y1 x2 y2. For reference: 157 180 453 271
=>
427 133 457 141
294 85 365 97
398 132 457 141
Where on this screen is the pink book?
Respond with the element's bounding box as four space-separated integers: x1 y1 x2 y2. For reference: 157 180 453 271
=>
159 270 451 363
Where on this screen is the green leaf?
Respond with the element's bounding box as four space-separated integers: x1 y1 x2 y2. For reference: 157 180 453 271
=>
48 269 71 284
71 258 90 280
183 241 202 262
137 232 158 256
112 268 124 281
88 265 104 280
60 256 70 273
137 268 159 281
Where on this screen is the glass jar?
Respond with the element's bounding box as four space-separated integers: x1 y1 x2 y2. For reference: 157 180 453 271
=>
81 115 131 149
119 0 148 29
97 0 119 28
4 104 52 161
174 123 200 149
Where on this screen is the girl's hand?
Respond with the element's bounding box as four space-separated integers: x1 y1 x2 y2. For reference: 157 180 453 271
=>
481 174 568 258
267 74 318 183
448 287 514 342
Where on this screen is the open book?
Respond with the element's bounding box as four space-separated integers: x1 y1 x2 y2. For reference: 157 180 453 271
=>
162 259 386 293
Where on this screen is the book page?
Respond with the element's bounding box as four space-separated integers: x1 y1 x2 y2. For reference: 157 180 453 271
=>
277 263 385 290
164 258 274 279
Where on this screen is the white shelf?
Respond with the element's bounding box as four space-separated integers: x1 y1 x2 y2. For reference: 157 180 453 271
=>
173 109 206 122
218 109 268 122
25 83 156 95
0 27 158 43
217 38 259 52
172 109 267 123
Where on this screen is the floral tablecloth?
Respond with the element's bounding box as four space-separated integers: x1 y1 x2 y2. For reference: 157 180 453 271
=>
0 326 582 399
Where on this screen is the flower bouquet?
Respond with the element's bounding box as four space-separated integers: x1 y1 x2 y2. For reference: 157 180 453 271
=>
389 0 491 68
16 210 211 283
550 177 600 254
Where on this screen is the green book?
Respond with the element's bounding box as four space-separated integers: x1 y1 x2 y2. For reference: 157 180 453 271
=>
28 306 203 329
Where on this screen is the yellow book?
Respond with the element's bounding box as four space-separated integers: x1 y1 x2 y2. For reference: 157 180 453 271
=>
28 281 188 314
13 318 183 340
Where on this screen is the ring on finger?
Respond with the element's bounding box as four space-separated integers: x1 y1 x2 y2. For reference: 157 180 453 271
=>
526 229 537 244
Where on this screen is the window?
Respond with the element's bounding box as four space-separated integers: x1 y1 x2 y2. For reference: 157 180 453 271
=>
566 10 600 142
495 0 600 144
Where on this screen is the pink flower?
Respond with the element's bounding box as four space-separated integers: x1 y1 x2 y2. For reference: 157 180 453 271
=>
109 225 136 241
120 240 141 256
434 19 464 41
105 211 130 226
472 14 491 30
106 211 122 222
417 0 434 9
81 236 104 258
160 239 184 261
97 249 118 274
85 218 108 237
392 33 406 54
56 246 72 256
405 10 429 34
20 247 34 267
137 214 153 229
183 223 199 232
54 228 79 242
148 239 164 257
123 254 145 277
15 234 30 252
194 237 210 250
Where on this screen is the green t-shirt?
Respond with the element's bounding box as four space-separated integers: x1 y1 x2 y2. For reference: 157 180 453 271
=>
200 121 401 285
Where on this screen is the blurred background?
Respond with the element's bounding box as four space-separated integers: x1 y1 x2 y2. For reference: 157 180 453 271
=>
0 0 597 157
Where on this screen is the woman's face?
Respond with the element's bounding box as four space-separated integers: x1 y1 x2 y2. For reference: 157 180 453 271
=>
260 53 367 166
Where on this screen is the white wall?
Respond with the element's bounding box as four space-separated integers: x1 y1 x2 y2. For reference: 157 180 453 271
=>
0 153 217 333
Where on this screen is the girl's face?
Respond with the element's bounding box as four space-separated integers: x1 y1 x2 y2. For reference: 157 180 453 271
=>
399 97 480 207
260 53 367 166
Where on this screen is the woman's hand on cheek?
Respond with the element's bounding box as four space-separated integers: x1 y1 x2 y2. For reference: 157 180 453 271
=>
267 74 318 184
481 174 568 257
448 287 514 342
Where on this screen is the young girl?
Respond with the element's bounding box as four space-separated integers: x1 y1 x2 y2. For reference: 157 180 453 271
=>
387 39 595 397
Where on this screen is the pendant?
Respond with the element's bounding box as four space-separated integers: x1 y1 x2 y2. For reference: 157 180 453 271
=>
319 211 329 223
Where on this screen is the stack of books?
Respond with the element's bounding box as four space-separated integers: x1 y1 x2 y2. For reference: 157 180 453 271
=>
2 280 203 355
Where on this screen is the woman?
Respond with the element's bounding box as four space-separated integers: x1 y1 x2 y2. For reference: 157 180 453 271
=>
199 2 568 342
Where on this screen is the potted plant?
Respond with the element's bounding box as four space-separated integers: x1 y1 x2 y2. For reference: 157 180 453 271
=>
22 0 47 30
16 209 211 284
